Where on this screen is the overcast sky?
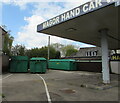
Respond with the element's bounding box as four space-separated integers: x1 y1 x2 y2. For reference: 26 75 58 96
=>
1 0 95 49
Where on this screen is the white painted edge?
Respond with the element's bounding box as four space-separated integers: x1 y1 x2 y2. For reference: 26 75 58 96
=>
37 74 52 103
0 74 13 80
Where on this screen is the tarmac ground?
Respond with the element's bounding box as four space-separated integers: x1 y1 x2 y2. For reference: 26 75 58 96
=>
1 70 119 102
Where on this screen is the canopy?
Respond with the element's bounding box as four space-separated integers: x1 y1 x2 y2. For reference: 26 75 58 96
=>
37 1 120 50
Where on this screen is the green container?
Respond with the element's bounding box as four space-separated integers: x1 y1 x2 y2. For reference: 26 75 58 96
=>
48 59 77 71
10 56 29 72
30 57 47 73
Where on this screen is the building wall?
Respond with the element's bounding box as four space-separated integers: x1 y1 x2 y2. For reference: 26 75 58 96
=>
0 28 2 74
2 55 9 72
77 62 102 72
0 28 2 103
73 47 102 57
72 47 112 57
110 62 120 74
0 27 8 73
0 29 2 50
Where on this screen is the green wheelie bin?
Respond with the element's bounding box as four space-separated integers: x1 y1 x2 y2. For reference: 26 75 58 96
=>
10 56 29 72
30 57 47 73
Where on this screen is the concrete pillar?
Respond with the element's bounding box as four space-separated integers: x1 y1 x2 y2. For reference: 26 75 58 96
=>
99 28 110 84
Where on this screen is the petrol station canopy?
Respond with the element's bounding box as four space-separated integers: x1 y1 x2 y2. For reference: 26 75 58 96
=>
37 0 120 50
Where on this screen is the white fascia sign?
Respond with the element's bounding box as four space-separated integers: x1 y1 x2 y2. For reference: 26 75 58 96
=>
40 0 115 30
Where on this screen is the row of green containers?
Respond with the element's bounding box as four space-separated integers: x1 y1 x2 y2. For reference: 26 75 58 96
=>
48 59 77 70
10 56 47 73
10 56 77 73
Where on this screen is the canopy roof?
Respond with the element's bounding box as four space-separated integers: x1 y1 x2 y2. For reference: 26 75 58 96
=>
37 1 120 50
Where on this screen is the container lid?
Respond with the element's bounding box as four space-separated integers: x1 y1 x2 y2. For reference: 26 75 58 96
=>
49 59 76 62
11 56 29 60
30 57 46 61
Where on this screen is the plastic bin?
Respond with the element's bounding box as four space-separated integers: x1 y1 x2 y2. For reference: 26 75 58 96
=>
30 57 47 73
48 59 76 70
10 56 29 72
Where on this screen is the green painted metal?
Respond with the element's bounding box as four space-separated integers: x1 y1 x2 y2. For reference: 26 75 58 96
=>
10 56 29 72
30 57 47 73
49 59 76 62
30 58 46 61
48 59 77 71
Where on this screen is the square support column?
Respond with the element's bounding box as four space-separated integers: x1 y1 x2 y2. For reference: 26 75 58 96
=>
99 28 110 84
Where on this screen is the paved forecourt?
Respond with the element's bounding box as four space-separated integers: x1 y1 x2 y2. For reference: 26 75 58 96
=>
2 70 119 102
